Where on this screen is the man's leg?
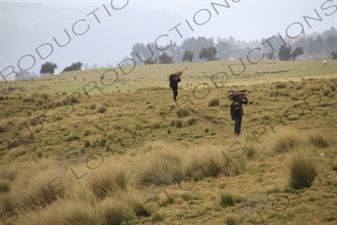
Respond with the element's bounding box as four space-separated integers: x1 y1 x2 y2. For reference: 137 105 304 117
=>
237 117 242 134
234 117 239 134
173 87 178 101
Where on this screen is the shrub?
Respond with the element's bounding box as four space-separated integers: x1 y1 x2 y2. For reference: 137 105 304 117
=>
208 98 220 107
220 192 235 207
289 152 317 189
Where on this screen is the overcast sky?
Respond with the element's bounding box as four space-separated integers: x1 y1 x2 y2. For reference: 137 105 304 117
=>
0 0 336 79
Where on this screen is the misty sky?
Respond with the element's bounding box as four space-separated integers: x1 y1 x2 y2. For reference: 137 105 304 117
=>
0 0 336 79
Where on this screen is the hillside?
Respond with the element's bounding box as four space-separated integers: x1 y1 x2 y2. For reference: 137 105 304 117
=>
0 59 337 225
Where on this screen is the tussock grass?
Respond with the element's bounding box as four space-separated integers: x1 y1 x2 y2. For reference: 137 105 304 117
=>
269 89 290 97
134 143 243 186
208 97 220 107
152 122 161 129
99 196 137 225
219 192 235 207
275 83 287 89
176 107 190 118
17 170 63 207
176 120 182 128
272 130 303 154
188 117 197 125
62 201 100 225
307 131 329 148
151 212 164 223
134 147 184 185
0 180 10 193
0 118 15 133
96 106 107 113
232 154 247 175
288 149 318 190
0 165 18 181
28 201 101 225
243 143 258 160
87 162 129 200
88 103 97 110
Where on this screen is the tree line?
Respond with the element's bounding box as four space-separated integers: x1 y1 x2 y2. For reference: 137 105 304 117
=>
13 28 337 80
128 27 337 65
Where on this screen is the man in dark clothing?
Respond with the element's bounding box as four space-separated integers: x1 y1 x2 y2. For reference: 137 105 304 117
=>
169 74 181 101
230 94 248 136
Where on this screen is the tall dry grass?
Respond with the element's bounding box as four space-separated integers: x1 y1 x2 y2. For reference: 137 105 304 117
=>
272 129 304 154
133 143 245 186
288 148 318 190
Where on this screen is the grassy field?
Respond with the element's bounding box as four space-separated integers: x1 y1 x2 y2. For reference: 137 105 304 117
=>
0 59 337 225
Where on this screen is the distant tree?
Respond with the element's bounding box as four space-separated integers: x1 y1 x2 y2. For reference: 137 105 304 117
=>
62 62 83 73
325 34 337 49
83 63 89 70
15 70 38 80
331 51 337 59
144 57 158 65
40 62 57 75
215 41 232 60
278 45 304 61
158 53 174 64
199 47 218 61
278 45 293 61
278 45 303 61
92 63 98 69
182 50 194 62
265 51 275 60
291 47 304 60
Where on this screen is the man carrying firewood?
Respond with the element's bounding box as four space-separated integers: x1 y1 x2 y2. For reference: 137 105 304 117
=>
169 70 183 101
229 91 248 136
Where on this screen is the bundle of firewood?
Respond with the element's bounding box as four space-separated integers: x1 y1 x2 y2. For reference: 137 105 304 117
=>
227 89 248 100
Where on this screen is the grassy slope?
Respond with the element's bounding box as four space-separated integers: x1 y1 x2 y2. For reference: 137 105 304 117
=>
0 59 337 225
